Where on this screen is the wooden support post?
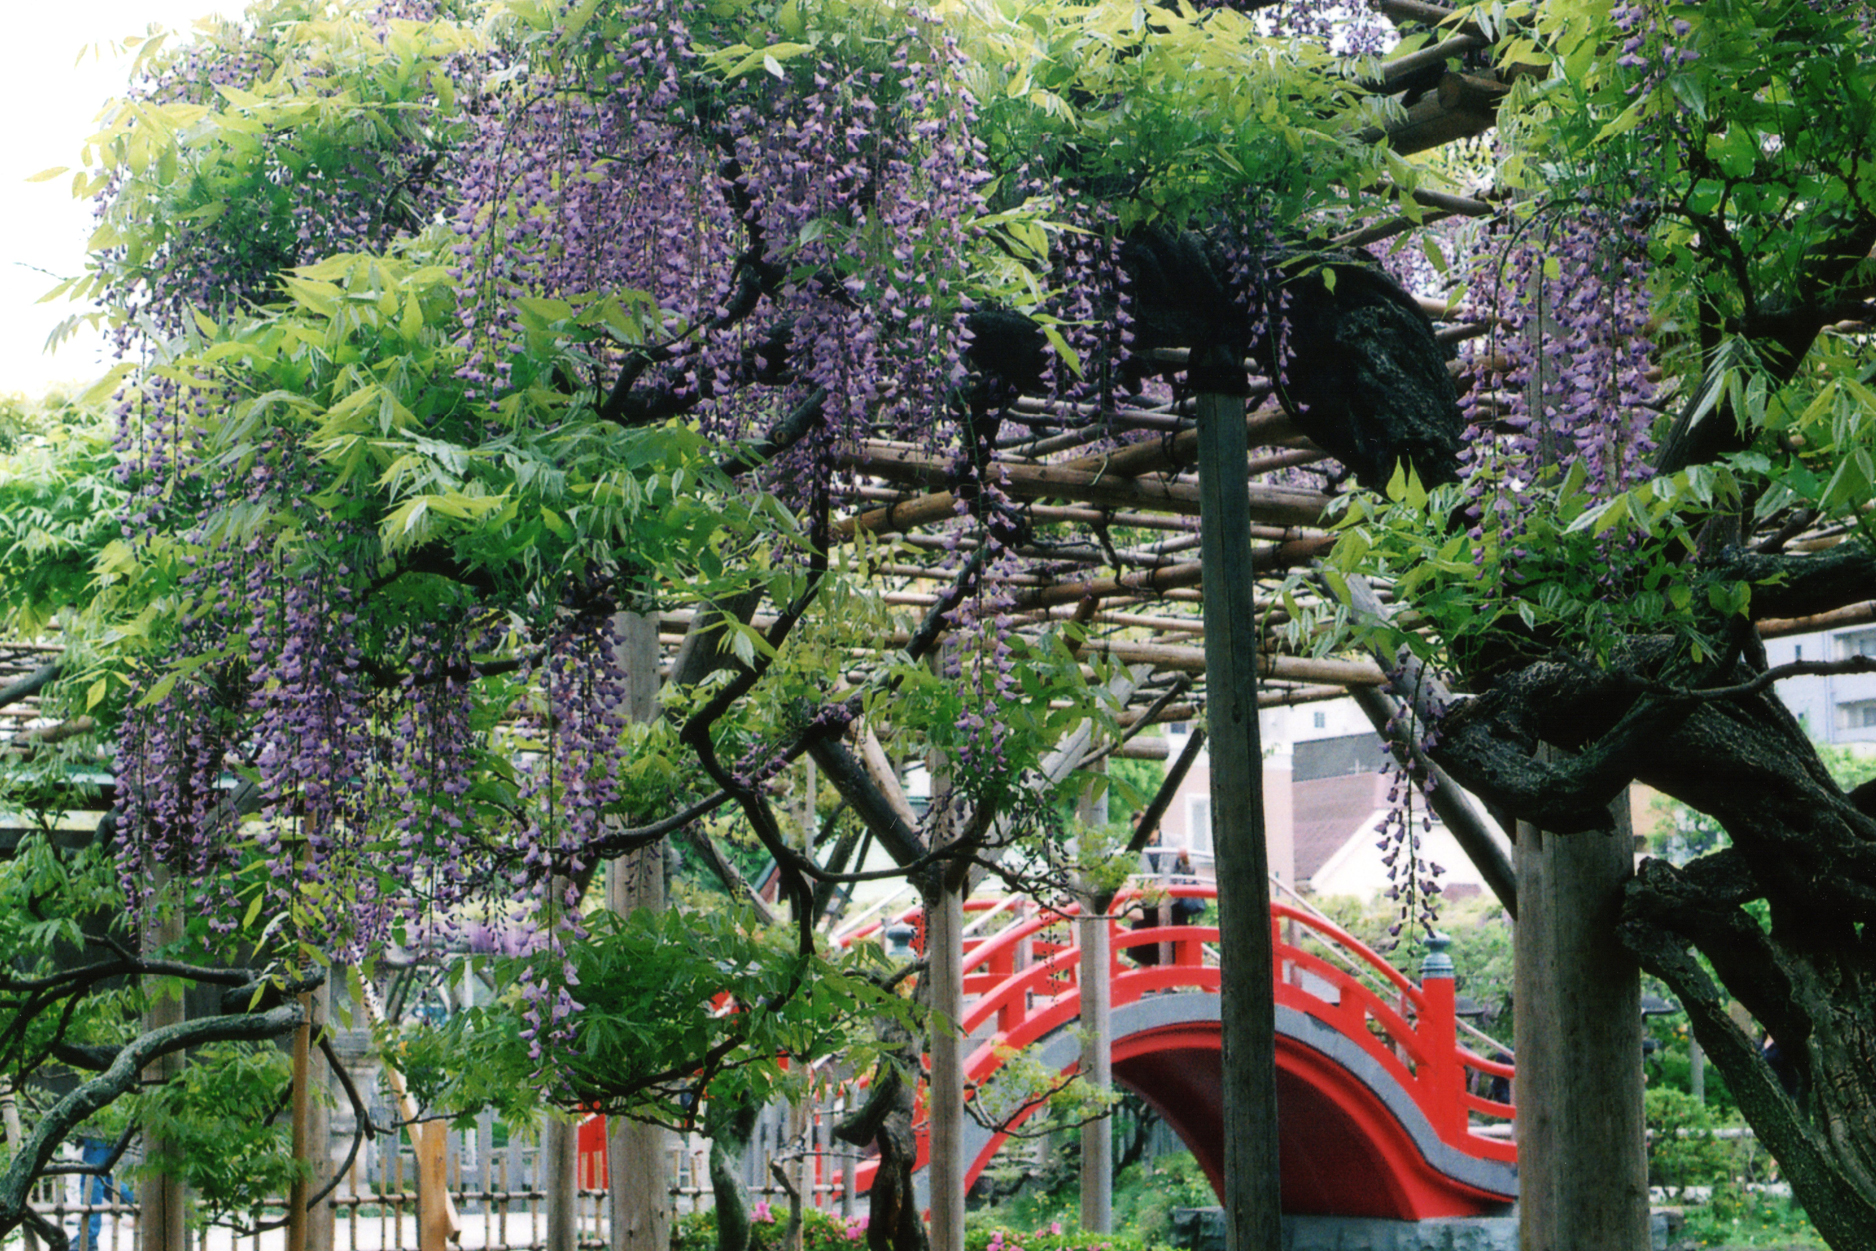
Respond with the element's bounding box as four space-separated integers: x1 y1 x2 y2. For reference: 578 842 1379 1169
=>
289 983 314 1251
1077 774 1113 1235
609 610 671 1251
2 1087 39 1251
1514 786 1649 1250
307 981 335 1251
926 881 967 1251
1195 377 1283 1251
417 1122 455 1251
546 1113 579 1251
787 1097 810 1250
141 882 186 1251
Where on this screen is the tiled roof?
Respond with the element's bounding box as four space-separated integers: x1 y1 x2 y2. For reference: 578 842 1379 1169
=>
1293 771 1389 882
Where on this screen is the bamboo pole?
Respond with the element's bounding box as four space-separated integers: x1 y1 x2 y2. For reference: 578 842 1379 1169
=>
832 444 1332 537
359 983 460 1251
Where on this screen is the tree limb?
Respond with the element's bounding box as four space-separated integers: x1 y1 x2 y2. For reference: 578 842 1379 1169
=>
0 663 60 713
0 1003 307 1244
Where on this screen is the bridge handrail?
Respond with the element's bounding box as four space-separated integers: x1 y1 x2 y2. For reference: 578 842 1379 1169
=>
845 880 1518 1196
1275 941 1434 1074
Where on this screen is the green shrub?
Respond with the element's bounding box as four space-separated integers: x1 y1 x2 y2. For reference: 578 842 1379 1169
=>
671 1206 1177 1251
1689 1183 1824 1247
1111 1152 1216 1245
964 1222 1175 1251
674 1205 870 1251
1644 1088 1728 1197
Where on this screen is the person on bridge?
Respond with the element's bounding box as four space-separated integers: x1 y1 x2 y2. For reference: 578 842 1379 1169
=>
1124 854 1204 966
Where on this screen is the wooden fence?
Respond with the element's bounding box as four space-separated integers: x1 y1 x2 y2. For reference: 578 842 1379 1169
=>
16 1103 854 1251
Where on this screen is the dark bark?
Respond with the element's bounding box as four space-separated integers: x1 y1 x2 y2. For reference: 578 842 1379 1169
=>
706 1098 763 1251
0 663 61 712
1265 254 1463 486
1409 625 1876 1244
599 217 1465 495
834 1053 926 1251
1118 227 1464 487
0 1002 307 1245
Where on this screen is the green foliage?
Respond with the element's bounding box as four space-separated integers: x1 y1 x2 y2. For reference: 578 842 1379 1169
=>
1645 1088 1729 1198
1110 1151 1215 1246
0 835 138 1088
1314 464 1761 678
1103 756 1167 830
1313 893 1515 1047
0 832 327 1230
98 250 783 663
673 1205 871 1251
672 1204 1178 1251
0 394 129 637
947 0 1395 232
874 630 1122 836
1690 1184 1826 1248
395 905 917 1129
969 1038 1118 1140
966 1145 1202 1249
136 1042 312 1225
1517 0 1876 352
66 0 480 342
1644 1011 1736 1117
965 1220 1176 1251
1285 1 1876 690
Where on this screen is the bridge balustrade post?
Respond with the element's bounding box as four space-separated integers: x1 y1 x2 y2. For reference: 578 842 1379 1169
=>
1418 933 1466 1143
988 945 1020 1036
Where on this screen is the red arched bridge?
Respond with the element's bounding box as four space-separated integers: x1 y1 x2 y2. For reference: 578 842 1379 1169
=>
578 883 1517 1219
847 883 1517 1220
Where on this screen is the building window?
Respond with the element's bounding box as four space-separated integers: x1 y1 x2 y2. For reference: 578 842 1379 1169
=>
1167 721 1190 736
1840 701 1876 731
1839 630 1876 660
1312 709 1326 729
1188 796 1213 856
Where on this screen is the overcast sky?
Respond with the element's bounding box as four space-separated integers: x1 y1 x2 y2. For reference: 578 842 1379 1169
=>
2 1 247 397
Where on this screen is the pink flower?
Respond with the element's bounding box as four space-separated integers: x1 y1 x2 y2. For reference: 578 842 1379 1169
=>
1049 1224 1062 1236
753 1200 773 1223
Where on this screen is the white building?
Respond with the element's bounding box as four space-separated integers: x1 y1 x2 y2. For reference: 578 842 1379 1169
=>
1147 624 1876 902
1151 701 1510 903
1764 624 1876 746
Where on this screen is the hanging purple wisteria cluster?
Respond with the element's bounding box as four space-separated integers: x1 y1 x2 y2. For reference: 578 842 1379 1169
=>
1460 206 1661 497
445 0 990 493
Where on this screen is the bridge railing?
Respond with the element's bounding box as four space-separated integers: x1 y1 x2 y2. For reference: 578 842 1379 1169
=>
842 881 1515 1166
